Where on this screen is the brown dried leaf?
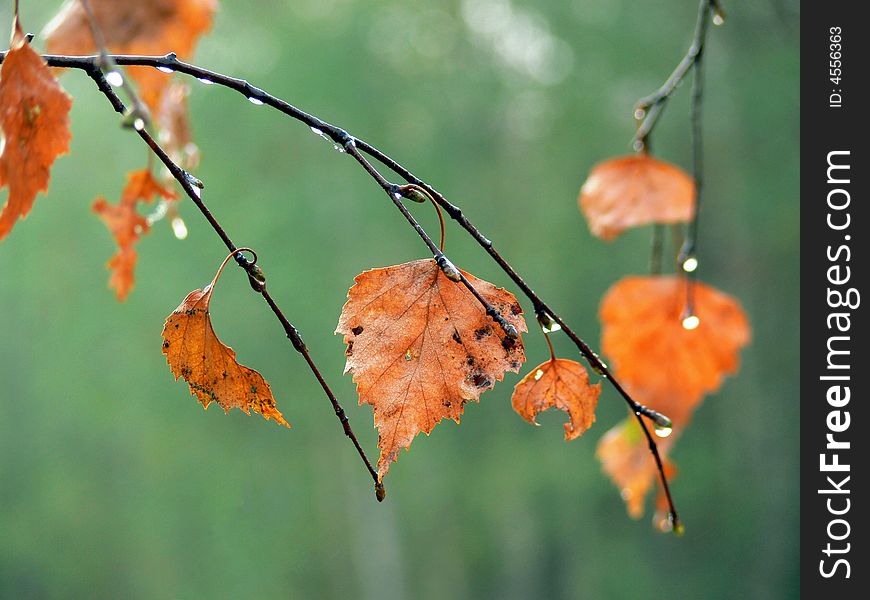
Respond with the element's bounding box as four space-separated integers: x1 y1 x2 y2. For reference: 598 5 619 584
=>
0 20 72 240
93 169 177 300
512 358 601 440
579 155 695 241
161 256 288 427
43 0 217 109
336 258 527 480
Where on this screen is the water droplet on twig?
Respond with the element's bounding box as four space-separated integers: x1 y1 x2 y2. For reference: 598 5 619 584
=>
681 256 698 273
681 314 700 330
536 311 561 333
106 70 124 87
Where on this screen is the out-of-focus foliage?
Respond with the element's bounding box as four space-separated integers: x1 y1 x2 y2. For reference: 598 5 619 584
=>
0 1 799 598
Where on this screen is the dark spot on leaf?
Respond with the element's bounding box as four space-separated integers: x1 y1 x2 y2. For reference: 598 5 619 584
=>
346 340 354 356
162 340 170 349
352 325 364 335
471 372 492 388
511 303 522 315
466 356 475 366
474 326 492 340
452 331 462 344
501 337 515 351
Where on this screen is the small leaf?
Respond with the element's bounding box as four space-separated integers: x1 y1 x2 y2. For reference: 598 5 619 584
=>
336 258 527 481
162 255 288 427
93 169 177 300
0 19 72 240
578 155 695 241
512 358 601 440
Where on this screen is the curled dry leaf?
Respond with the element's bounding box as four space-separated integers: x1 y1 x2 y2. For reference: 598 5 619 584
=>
162 254 288 427
512 358 601 440
578 155 695 241
336 258 527 481
597 275 750 518
0 19 72 240
43 0 217 109
93 169 177 300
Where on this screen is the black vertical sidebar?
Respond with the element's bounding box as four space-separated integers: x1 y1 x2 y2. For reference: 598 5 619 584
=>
802 3 865 597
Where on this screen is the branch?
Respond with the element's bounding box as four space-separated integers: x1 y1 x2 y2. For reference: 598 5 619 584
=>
632 0 717 151
0 46 682 525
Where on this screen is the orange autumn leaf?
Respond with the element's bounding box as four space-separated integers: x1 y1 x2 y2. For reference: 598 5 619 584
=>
596 418 675 519
161 254 288 427
0 18 72 240
578 155 695 241
597 275 750 519
599 275 750 425
512 358 601 440
336 258 527 481
43 0 217 109
93 169 177 301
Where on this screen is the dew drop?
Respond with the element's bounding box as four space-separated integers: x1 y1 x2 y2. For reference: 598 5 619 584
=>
655 513 674 533
632 139 645 153
537 312 561 333
156 66 174 74
682 256 699 273
171 217 188 240
332 143 345 153
534 369 545 381
106 70 124 87
712 12 725 26
192 186 202 199
133 118 146 132
198 77 215 85
248 96 264 106
682 314 700 330
654 424 673 438
634 107 646 120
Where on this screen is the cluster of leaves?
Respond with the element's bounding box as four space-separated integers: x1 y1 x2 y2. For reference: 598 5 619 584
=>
579 155 751 527
0 0 750 529
0 0 215 293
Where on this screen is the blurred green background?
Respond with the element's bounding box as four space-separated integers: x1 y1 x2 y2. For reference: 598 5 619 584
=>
1 1 799 598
